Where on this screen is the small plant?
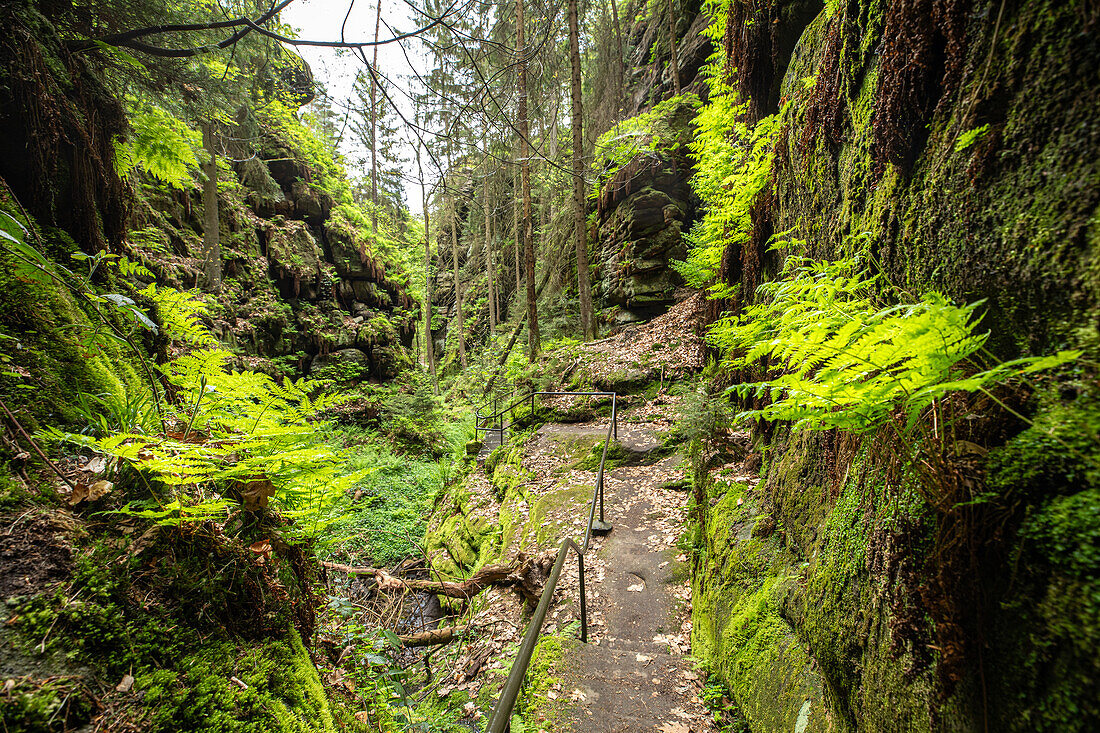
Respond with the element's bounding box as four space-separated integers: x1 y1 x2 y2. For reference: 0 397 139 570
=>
955 124 991 153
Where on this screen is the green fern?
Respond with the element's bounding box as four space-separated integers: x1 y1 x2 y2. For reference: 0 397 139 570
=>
141 284 218 347
712 256 1081 433
114 100 201 190
54 287 369 537
673 47 783 291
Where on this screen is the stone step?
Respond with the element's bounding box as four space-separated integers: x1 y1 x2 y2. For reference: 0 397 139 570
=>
477 424 509 463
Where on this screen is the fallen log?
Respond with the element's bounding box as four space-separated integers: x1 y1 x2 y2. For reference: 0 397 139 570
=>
322 554 552 604
397 624 470 647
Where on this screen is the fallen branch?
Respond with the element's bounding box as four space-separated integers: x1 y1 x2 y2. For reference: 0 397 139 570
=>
322 561 380 576
398 624 470 647
0 397 75 490
323 554 552 604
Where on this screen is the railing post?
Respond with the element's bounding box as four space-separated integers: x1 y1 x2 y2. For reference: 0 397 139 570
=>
577 548 588 643
598 472 605 524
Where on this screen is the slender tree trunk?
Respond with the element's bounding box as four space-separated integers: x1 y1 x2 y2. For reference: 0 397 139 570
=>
516 0 540 359
449 178 467 368
417 146 437 394
668 0 680 96
513 166 521 304
200 122 222 293
569 0 595 340
609 0 626 109
484 164 497 332
370 0 383 233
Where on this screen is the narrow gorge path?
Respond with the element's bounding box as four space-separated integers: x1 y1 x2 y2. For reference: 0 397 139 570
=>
503 405 716 732
563 445 714 733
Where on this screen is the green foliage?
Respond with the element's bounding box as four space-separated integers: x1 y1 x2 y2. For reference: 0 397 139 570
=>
671 0 783 291
50 287 368 537
711 255 1080 433
675 78 781 291
955 124 991 153
70 386 158 436
114 100 202 190
58 347 365 533
590 93 701 198
141 283 219 347
260 100 351 204
668 380 735 445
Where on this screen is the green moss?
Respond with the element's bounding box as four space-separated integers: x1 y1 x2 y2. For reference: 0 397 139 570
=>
0 676 96 733
691 478 833 731
135 627 335 733
0 248 140 427
983 485 1100 731
424 492 498 579
511 633 571 731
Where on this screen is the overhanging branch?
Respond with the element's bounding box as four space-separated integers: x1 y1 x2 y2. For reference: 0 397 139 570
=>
70 0 462 58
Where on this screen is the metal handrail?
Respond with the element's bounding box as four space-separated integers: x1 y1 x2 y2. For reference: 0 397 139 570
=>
475 390 618 449
478 390 619 733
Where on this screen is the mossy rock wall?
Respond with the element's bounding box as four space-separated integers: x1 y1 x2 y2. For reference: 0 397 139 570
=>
692 1 1100 731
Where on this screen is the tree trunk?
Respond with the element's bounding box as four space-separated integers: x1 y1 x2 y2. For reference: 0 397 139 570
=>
609 0 626 109
417 146 437 394
513 166 521 305
398 625 470 647
322 557 549 605
569 0 596 340
516 0 540 359
200 122 222 293
449 180 467 368
668 0 680 96
369 0 382 233
484 164 498 332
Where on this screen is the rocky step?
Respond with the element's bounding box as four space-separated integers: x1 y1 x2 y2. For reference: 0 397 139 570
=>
477 425 508 463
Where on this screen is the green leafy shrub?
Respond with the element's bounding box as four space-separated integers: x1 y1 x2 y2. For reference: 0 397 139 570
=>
590 93 701 198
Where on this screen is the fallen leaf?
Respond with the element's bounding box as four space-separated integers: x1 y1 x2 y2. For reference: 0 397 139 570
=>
83 456 106 474
236 476 276 510
355 711 371 723
115 674 135 693
67 483 90 506
67 480 112 506
248 540 273 562
658 722 691 733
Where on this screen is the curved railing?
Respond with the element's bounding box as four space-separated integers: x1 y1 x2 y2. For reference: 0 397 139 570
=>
476 391 618 733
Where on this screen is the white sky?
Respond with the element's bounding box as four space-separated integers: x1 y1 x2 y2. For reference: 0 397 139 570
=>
283 0 436 212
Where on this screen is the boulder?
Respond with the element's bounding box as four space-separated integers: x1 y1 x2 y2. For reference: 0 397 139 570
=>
309 348 372 383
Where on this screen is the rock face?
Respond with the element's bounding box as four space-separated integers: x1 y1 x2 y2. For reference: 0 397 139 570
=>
687 1 1100 732
124 116 416 383
591 14 710 322
595 156 697 320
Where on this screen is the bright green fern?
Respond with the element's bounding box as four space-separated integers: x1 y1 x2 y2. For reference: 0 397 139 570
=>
712 256 1081 433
